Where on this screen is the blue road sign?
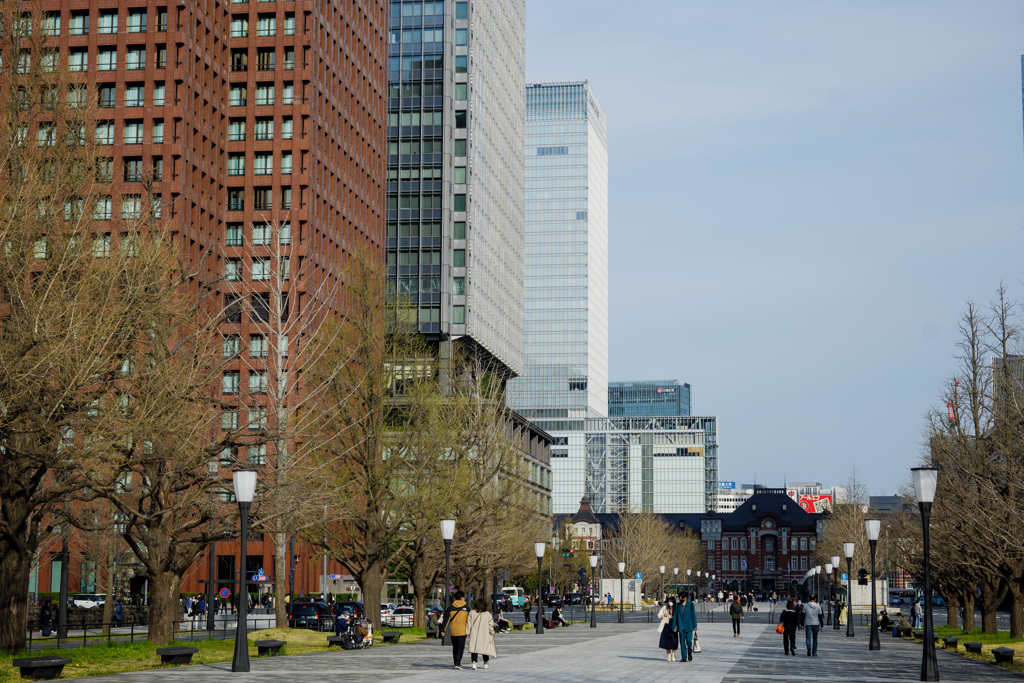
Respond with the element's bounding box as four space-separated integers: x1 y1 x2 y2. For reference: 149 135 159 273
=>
635 572 642 580
841 573 849 581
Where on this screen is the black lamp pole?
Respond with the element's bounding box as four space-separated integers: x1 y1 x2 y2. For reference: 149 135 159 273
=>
57 536 69 639
232 470 257 674
536 553 545 634
590 556 598 629
867 519 881 651
232 501 251 672
206 540 217 631
831 555 841 630
617 564 625 624
845 553 855 638
911 466 939 681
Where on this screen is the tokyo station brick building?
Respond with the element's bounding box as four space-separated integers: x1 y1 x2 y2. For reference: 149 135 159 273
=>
27 0 389 599
562 489 824 597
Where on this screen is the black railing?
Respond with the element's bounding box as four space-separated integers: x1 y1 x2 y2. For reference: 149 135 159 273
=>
24 613 287 653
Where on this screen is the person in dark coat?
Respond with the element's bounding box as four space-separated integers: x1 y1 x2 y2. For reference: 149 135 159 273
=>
39 600 53 637
657 596 678 660
671 592 698 662
729 596 744 636
779 599 799 655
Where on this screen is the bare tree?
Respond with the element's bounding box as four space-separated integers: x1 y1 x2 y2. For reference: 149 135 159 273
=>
0 3 172 652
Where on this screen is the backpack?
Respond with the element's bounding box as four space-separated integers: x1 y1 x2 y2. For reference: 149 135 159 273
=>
730 602 742 616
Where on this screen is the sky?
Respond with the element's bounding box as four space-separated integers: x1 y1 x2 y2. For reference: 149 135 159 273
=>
525 1 1024 496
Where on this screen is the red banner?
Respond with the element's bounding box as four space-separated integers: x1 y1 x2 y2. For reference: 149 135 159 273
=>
798 494 833 513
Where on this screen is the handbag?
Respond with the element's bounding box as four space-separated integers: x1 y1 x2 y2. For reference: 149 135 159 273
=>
776 624 785 634
692 633 701 653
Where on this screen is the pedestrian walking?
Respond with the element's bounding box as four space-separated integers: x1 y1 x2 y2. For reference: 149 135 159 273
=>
522 599 531 626
441 590 470 670
729 596 744 636
467 597 497 670
911 600 922 629
778 599 799 655
802 594 824 657
672 592 698 661
114 601 124 627
657 596 678 660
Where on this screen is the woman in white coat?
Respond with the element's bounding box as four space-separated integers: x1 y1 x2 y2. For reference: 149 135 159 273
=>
466 597 498 670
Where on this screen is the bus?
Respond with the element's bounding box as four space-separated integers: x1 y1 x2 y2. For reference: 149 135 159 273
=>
501 586 526 608
888 588 919 607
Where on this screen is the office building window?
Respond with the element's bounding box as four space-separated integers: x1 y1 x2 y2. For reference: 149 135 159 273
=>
97 48 116 71
152 84 165 106
68 50 87 71
229 119 246 141
98 11 118 34
257 15 276 36
225 223 243 246
152 120 164 143
69 12 88 35
127 10 146 32
231 16 248 36
123 121 143 144
249 334 268 358
228 154 245 175
254 153 272 175
223 335 241 357
255 84 274 105
225 258 242 281
230 86 247 106
255 117 273 140
124 84 144 107
253 223 270 246
222 371 240 394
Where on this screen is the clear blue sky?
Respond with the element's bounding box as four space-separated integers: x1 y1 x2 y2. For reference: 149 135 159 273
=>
526 1 1024 495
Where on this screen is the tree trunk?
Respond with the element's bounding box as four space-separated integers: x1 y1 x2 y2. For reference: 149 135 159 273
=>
979 576 1005 635
961 589 976 631
357 559 386 632
409 557 429 629
944 593 960 628
100 539 115 634
147 570 182 645
0 547 32 653
273 531 287 628
1007 580 1024 638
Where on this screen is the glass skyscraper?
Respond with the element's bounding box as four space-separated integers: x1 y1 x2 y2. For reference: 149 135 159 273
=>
608 380 692 417
386 0 525 377
508 81 609 429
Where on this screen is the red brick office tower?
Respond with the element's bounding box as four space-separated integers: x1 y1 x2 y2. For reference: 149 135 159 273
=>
29 0 387 599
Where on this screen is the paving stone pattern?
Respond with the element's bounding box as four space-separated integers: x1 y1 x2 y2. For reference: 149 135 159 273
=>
66 605 1023 683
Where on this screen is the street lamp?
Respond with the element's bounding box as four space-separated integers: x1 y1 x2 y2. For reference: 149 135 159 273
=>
534 542 546 635
231 470 257 673
440 519 456 645
912 466 939 682
866 518 882 651
831 555 841 630
617 562 626 623
843 542 855 638
825 562 833 625
590 554 599 629
659 565 665 604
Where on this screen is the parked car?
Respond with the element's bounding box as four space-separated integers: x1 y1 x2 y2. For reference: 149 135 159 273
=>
543 594 563 608
562 593 582 606
389 606 415 627
72 594 106 609
332 601 365 619
491 593 512 612
380 602 396 621
288 600 331 630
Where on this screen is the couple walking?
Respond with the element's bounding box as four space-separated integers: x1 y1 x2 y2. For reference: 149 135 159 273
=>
440 591 498 671
779 594 824 656
657 593 698 662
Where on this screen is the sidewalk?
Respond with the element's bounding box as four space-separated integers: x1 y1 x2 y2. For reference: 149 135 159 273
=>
64 615 1024 682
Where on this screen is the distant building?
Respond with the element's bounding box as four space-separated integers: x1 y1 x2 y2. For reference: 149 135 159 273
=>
559 488 823 595
552 416 718 514
716 484 758 513
608 380 691 417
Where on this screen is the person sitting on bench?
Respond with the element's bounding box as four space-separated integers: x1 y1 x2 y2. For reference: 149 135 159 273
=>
494 609 511 633
551 607 567 627
896 613 912 635
877 610 893 632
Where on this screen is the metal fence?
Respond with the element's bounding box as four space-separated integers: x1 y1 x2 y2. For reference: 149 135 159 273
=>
25 616 285 652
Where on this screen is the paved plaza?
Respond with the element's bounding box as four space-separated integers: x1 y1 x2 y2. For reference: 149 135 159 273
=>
74 606 1023 683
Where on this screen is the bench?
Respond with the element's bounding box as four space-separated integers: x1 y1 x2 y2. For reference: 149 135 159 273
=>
255 639 286 656
512 622 524 630
381 631 402 644
993 647 1014 664
425 628 438 639
11 657 72 681
943 636 958 649
965 642 983 655
327 636 346 647
156 647 198 666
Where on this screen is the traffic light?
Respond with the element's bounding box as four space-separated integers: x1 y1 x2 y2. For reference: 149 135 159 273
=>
561 548 575 559
858 568 868 586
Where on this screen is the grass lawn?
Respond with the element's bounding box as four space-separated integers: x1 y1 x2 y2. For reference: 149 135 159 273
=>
922 626 1024 674
0 624 427 681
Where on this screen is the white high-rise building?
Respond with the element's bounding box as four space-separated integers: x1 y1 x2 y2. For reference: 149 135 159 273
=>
508 81 608 428
507 82 610 514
